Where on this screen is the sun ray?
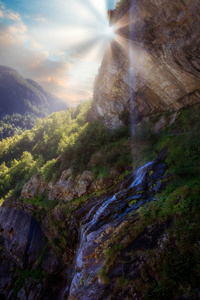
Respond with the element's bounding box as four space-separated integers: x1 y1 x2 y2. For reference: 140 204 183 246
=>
112 11 134 30
114 35 137 57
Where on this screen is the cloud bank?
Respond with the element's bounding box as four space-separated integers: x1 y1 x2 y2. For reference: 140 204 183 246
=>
0 0 118 105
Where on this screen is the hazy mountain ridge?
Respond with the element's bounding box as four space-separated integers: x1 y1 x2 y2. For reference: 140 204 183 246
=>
26 78 67 114
0 66 67 139
0 65 67 117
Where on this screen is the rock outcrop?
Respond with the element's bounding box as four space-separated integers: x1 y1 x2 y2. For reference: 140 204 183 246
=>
48 170 94 201
21 169 114 202
89 0 200 128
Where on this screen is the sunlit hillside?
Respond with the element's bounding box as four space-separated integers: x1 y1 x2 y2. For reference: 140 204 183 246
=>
0 100 132 201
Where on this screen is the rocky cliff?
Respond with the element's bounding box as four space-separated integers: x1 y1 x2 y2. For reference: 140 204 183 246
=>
0 154 169 300
89 0 200 128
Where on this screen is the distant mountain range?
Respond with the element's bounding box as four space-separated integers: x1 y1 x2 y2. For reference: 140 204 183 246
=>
0 66 67 139
0 65 67 117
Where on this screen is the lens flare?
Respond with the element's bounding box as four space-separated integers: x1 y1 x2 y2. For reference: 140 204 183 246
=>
103 25 116 40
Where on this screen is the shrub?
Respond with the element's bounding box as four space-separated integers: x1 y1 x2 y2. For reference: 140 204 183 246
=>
41 159 61 183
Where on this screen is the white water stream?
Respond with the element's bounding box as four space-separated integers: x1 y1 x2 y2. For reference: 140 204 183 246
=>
68 161 153 297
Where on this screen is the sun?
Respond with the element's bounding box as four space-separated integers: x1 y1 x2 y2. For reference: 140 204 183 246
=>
103 25 116 40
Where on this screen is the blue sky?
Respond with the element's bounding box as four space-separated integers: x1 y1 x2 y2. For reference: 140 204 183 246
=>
0 0 119 104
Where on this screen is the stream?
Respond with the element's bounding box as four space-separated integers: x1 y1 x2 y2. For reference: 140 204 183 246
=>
66 159 167 300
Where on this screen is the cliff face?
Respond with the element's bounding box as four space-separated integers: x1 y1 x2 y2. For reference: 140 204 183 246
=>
0 155 169 300
0 205 48 299
89 0 200 128
0 199 74 300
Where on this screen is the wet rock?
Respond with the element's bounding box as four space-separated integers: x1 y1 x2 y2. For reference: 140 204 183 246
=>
67 159 168 300
90 177 114 192
17 288 27 300
1 155 170 299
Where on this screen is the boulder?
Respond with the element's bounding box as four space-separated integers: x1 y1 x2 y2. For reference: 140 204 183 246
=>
48 170 93 201
21 175 46 199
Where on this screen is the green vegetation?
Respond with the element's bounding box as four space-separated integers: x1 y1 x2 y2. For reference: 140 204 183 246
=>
116 0 126 9
0 100 132 200
139 117 200 299
0 113 36 140
97 104 200 300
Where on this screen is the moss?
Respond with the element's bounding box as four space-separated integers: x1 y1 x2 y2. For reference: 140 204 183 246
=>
98 267 111 284
114 276 131 293
13 268 46 296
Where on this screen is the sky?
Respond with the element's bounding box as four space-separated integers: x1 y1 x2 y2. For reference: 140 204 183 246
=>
0 0 119 105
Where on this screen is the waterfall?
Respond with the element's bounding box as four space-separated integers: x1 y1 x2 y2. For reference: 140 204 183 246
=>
67 160 155 299
130 161 153 188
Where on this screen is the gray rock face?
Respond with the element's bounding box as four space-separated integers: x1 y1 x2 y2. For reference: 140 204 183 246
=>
89 0 200 128
0 205 46 268
0 204 49 299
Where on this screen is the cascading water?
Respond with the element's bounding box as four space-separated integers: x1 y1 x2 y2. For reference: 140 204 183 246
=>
130 161 154 188
67 160 167 299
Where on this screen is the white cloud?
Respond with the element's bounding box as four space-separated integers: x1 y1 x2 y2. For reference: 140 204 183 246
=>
33 15 47 23
5 11 21 21
0 0 114 104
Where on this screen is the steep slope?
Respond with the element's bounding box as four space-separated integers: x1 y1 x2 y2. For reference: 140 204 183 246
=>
0 65 67 117
0 156 168 300
0 102 200 299
89 0 200 128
